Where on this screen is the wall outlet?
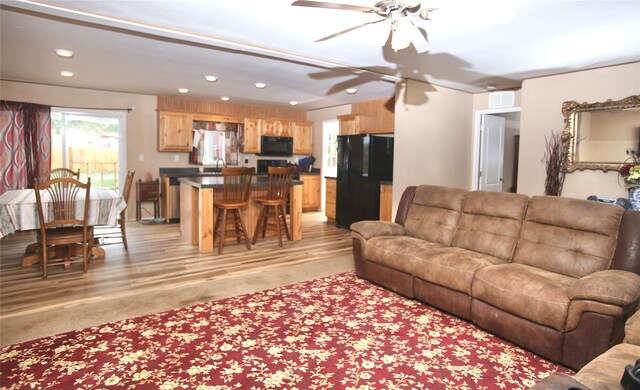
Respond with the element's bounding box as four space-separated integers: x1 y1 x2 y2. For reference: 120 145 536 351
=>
174 154 180 162
138 154 144 161
244 158 249 164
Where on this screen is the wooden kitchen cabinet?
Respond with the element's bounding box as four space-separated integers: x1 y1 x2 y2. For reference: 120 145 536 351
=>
242 118 262 153
262 119 290 136
300 173 321 212
338 98 395 135
338 114 359 135
158 111 193 151
325 177 336 221
379 183 393 221
292 121 313 155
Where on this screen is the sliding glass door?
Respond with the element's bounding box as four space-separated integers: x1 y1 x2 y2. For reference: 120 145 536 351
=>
51 108 126 189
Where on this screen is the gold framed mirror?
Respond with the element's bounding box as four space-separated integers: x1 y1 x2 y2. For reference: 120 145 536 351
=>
562 95 640 172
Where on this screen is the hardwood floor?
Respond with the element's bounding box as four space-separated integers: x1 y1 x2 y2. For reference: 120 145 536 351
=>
0 212 353 319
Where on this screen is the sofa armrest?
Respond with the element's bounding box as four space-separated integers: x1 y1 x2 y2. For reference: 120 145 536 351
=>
569 270 640 306
350 221 405 240
624 310 640 345
528 373 590 389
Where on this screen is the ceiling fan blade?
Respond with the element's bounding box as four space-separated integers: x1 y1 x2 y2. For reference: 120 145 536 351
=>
291 1 375 13
315 18 386 42
407 21 430 53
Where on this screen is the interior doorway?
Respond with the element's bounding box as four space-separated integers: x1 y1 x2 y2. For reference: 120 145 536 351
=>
320 119 339 213
472 108 521 192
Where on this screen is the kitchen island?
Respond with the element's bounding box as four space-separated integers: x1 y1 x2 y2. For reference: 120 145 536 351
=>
179 176 303 254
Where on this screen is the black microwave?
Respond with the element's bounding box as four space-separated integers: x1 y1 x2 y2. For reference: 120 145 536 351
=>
259 136 293 156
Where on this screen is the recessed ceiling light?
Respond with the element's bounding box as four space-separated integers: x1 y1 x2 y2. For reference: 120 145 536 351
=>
205 75 218 82
289 101 299 106
221 96 230 101
60 71 74 77
346 88 357 95
178 88 189 94
55 49 74 58
254 82 267 89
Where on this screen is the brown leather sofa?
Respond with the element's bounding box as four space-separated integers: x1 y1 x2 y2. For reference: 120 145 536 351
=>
351 185 640 370
531 309 640 389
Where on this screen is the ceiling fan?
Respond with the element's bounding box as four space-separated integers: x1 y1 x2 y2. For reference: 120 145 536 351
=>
292 0 434 53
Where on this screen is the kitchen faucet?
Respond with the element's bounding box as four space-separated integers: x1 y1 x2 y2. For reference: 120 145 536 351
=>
215 158 226 170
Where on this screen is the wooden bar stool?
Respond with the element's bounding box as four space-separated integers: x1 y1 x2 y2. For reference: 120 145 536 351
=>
213 167 254 254
252 166 294 246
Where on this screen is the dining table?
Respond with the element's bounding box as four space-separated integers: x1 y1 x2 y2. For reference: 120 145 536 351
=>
0 187 126 267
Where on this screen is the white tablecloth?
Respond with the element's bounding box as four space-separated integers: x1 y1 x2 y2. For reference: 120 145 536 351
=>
0 188 126 239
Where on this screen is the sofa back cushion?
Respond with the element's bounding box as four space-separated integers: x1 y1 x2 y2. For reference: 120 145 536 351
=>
513 196 624 278
404 185 468 245
451 191 529 260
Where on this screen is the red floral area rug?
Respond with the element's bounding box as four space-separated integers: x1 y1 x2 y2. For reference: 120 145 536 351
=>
1 272 572 389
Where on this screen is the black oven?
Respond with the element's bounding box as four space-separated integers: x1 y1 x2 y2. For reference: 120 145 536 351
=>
257 159 288 173
259 136 293 157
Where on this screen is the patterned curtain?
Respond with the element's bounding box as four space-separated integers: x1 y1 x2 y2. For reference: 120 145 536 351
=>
0 101 51 194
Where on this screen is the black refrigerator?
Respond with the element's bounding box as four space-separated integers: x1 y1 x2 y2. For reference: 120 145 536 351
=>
336 134 394 228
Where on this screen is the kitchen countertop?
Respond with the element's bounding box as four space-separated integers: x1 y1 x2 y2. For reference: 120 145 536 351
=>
160 167 321 179
324 176 392 186
179 176 303 189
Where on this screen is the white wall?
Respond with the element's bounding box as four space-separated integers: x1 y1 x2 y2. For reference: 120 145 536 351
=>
393 79 474 216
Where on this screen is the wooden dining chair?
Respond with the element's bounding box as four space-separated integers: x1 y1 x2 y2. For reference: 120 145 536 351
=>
34 177 92 279
213 167 254 254
252 166 294 247
47 168 80 180
94 170 135 249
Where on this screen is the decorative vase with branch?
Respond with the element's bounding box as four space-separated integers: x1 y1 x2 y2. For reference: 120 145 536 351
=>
543 130 567 196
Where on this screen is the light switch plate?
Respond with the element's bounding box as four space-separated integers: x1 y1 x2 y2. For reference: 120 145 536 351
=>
138 154 144 161
174 154 180 161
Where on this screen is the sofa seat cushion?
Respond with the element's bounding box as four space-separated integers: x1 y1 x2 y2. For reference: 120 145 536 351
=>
413 247 506 295
365 236 443 274
472 263 576 331
574 343 640 390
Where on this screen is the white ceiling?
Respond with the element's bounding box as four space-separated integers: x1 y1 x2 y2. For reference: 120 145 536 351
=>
1 0 639 111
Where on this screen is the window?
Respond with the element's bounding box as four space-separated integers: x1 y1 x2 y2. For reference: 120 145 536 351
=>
189 121 240 166
323 120 339 178
51 108 126 189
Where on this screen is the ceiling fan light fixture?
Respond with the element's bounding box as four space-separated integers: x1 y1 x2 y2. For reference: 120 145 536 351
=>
391 20 412 52
397 0 422 8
